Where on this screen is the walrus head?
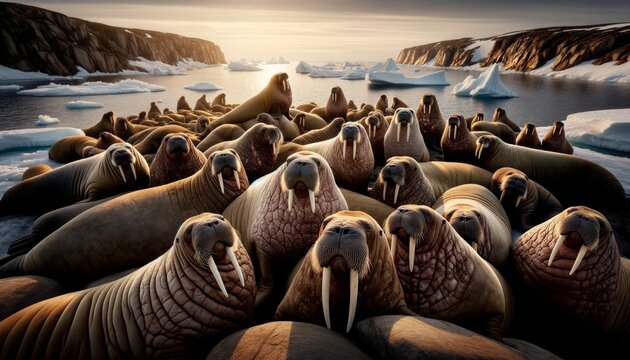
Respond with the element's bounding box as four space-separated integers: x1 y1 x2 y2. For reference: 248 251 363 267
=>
327 87 348 119
292 113 307 134
475 135 501 160
391 97 408 110
376 94 388 111
444 205 485 253
337 123 365 161
255 113 279 127
513 206 619 322
365 111 386 139
491 167 529 208
493 108 506 121
446 115 464 140
372 156 430 206
523 123 537 136
550 121 565 137
162 133 192 159
96 131 123 150
212 93 226 107
106 142 142 183
418 94 435 115
208 149 247 195
348 99 357 111
471 113 485 125
280 151 336 214
196 116 210 133
392 108 417 143
267 73 292 115
175 213 248 298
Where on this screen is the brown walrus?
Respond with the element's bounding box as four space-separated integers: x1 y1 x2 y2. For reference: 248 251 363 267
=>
346 104 375 122
415 94 445 154
432 184 513 269
512 207 630 358
474 135 625 210
375 94 388 114
133 124 196 154
195 115 210 133
516 123 542 149
347 99 358 111
212 92 227 107
369 156 492 207
384 205 511 340
205 73 292 132
358 110 388 165
0 143 149 216
294 102 318 113
310 86 348 122
0 149 248 282
0 275 65 321
472 120 517 144
274 211 415 333
241 112 301 141
81 111 115 138
292 117 344 145
51 131 124 163
206 123 283 181
542 121 573 154
383 108 430 162
493 107 520 132
176 95 192 111
149 133 206 187
288 109 328 132
147 101 162 119
196 124 245 153
194 94 212 111
440 114 478 163
277 122 374 191
391 96 408 110
0 213 257 359
21 164 52 180
466 112 485 129
491 167 563 232
223 151 347 305
114 117 150 141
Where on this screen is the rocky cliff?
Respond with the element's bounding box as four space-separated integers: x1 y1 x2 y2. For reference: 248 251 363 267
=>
0 2 226 76
397 23 630 72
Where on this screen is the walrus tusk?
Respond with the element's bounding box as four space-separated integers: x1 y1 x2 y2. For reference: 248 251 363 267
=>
499 190 505 203
117 165 127 183
371 125 376 139
352 140 357 160
288 188 294 212
429 105 432 114
423 105 427 114
322 267 331 330
309 189 316 213
569 245 589 275
394 184 400 204
382 181 388 201
406 124 410 142
453 125 457 140
343 139 347 159
368 125 372 139
409 236 416 272
390 234 398 259
208 255 229 298
217 172 225 194
234 170 241 190
476 144 484 159
396 122 401 142
471 241 478 252
131 165 137 181
347 270 358 333
226 247 245 287
547 234 566 266
515 195 523 207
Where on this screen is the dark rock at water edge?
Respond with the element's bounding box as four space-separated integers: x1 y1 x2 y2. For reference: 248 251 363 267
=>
0 2 226 76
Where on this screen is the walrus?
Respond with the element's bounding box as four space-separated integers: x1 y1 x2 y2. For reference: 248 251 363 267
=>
207 321 371 359
491 167 563 232
288 109 328 131
147 101 162 119
50 131 124 163
440 114 478 163
133 124 196 154
223 151 347 305
358 110 388 164
177 95 192 111
149 134 206 187
194 94 212 111
474 135 625 210
212 92 227 107
0 143 149 216
129 110 146 124
375 94 388 114
21 164 52 180
274 211 414 333
0 213 256 359
277 122 374 191
292 117 344 145
432 184 513 269
415 94 445 154
114 117 150 141
81 111 115 138
295 102 319 113
512 207 630 358
196 115 210 133
197 124 245 152
383 108 430 162
493 107 520 132
0 275 65 321
369 156 492 207
206 123 283 181
205 73 292 132
310 86 348 122
348 99 358 111
542 121 573 154
346 104 375 122
384 205 511 339
472 121 517 144
516 123 542 149
391 96 408 110
242 112 301 141
0 149 248 282
466 112 485 129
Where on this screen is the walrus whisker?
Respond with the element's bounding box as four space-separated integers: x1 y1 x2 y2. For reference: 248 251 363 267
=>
347 270 359 333
217 172 225 194
409 236 416 272
117 165 127 183
309 189 316 214
208 255 229 298
390 234 398 259
233 170 241 190
226 247 245 287
322 266 332 330
547 234 566 266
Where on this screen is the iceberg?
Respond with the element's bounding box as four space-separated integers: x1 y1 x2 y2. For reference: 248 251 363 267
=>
452 64 517 98
0 64 64 81
295 61 313 74
36 115 60 126
17 79 166 97
0 84 23 91
340 71 368 80
184 82 223 91
0 127 84 153
381 58 399 72
367 70 450 86
227 61 263 71
65 100 104 109
308 69 348 78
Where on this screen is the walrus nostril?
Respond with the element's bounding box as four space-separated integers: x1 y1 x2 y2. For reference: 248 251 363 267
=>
398 208 409 214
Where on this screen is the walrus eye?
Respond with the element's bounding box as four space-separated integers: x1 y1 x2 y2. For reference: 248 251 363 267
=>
176 237 180 243
358 220 372 235
442 219 446 225
312 157 321 167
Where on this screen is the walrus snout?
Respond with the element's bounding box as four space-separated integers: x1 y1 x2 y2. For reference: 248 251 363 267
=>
166 135 190 156
283 153 322 212
261 125 283 155
474 135 495 159
273 72 291 93
524 123 537 136
447 208 483 251
367 114 381 126
493 168 528 206
386 205 435 271
210 150 244 194
396 109 412 123
447 115 461 140
552 121 565 135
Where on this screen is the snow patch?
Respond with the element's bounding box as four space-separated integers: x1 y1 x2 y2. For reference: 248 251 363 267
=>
36 115 60 126
0 64 64 81
367 70 450 86
465 39 495 63
65 100 104 109
528 57 630 82
145 33 152 38
17 79 166 97
128 57 186 76
184 82 222 91
0 128 84 153
227 61 262 71
452 64 517 98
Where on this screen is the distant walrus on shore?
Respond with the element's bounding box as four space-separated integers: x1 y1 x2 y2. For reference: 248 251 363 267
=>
310 86 348 122
149 133 206 186
516 123 542 149
81 111 115 138
542 121 573 154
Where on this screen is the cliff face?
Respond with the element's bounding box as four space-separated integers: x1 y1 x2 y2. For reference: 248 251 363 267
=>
397 24 630 72
0 3 226 76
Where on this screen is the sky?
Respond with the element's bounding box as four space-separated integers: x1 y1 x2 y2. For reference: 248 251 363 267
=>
12 1 630 62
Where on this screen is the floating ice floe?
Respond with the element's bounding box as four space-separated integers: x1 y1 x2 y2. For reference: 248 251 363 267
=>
227 61 263 71
36 115 60 126
0 84 23 91
0 64 64 81
0 127 84 153
73 66 146 78
538 109 630 154
65 100 104 109
17 79 166 97
367 70 450 86
340 71 368 80
295 61 314 74
128 57 186 76
308 69 348 78
267 57 289 64
184 82 223 91
452 64 517 98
